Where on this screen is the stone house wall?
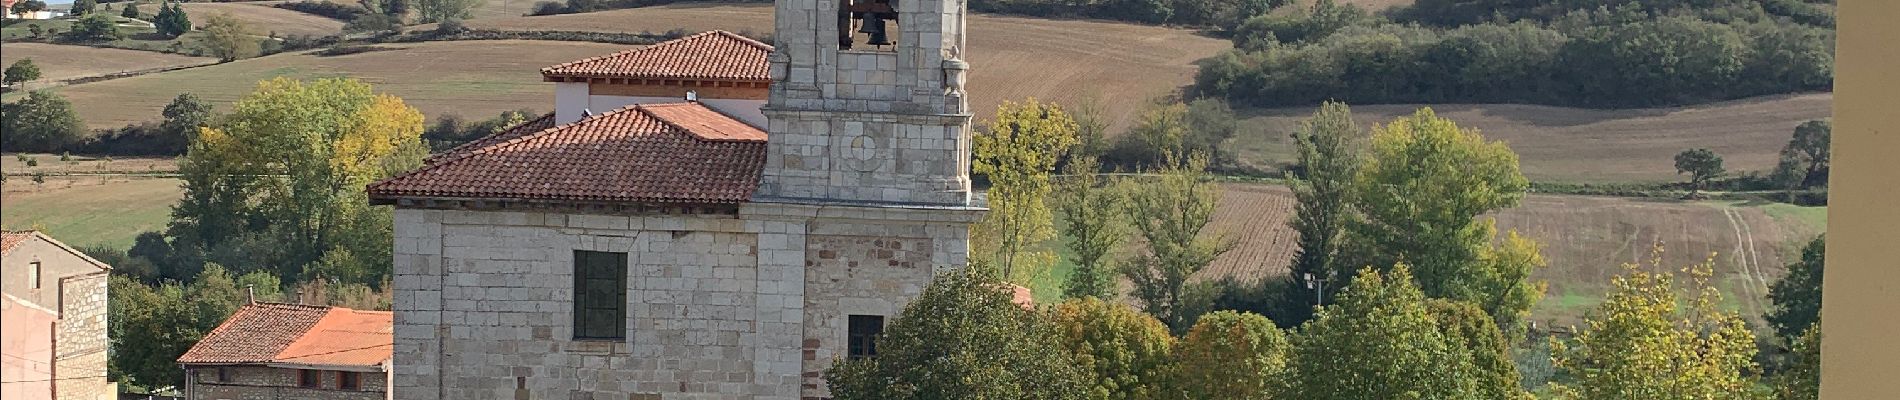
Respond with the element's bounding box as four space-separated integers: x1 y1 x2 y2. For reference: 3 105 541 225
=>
186 366 387 400
391 203 976 400
55 272 110 400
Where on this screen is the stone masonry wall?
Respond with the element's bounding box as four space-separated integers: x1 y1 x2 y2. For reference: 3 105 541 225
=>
188 366 387 400
392 204 976 400
56 272 110 400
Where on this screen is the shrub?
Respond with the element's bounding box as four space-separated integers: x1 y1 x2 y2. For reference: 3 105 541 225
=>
272 0 368 21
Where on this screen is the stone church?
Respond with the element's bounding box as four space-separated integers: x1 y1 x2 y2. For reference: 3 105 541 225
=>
366 0 982 398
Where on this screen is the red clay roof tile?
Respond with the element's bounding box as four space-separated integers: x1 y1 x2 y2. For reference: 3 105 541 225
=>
177 303 392 369
542 30 772 82
366 102 767 205
0 231 32 255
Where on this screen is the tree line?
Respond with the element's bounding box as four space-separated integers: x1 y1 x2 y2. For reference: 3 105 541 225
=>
941 97 1826 398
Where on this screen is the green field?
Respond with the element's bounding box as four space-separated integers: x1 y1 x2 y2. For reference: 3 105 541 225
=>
0 177 182 250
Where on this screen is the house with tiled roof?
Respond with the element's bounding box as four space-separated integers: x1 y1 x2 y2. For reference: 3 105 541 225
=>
176 302 393 400
370 0 983 398
2 231 114 400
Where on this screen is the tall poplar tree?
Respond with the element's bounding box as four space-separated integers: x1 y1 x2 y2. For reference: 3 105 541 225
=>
973 99 1078 284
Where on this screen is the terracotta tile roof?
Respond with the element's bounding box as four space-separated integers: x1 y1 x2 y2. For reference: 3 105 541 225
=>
177 303 331 365
429 112 556 163
274 308 393 368
367 102 767 205
542 30 772 82
0 231 32 255
178 303 392 369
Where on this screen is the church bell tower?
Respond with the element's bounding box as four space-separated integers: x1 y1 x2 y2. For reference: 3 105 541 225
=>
758 0 974 206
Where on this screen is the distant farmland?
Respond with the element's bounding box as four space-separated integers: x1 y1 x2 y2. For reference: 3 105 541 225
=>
1187 183 1825 327
40 40 630 129
0 43 215 86
177 2 348 37
1229 93 1835 183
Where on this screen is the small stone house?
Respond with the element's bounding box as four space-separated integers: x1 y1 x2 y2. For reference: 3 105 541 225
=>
365 0 985 398
2 230 114 400
176 302 394 400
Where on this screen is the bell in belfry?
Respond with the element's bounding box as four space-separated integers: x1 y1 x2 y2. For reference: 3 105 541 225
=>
859 12 894 46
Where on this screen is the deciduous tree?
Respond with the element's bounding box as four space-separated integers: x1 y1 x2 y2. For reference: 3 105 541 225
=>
1284 266 1492 399
1767 235 1825 343
1774 119 1830 191
1674 148 1726 197
121 2 141 19
202 12 259 61
1549 245 1763 400
0 90 85 152
1282 101 1359 324
1775 323 1821 400
1051 297 1175 400
413 0 478 23
3 58 41 87
65 13 123 41
1345 108 1543 330
973 99 1077 284
1057 155 1127 300
70 0 95 16
1121 155 1229 332
1172 310 1288 400
826 270 1091 400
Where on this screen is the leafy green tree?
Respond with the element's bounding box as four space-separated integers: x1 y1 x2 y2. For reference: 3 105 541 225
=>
1345 108 1543 330
159 93 213 154
70 0 95 16
1282 101 1360 324
1674 148 1726 197
1172 310 1289 400
973 99 1078 284
64 13 123 41
1051 297 1175 400
826 269 1091 400
1058 155 1128 300
154 2 191 38
1 90 86 152
1774 120 1831 191
1121 155 1229 332
3 58 41 87
1284 266 1491 399
122 3 141 19
1549 245 1763 400
1426 299 1530 400
413 0 477 23
108 275 196 390
201 12 259 62
1767 235 1825 343
1775 323 1821 400
173 77 426 283
10 0 47 17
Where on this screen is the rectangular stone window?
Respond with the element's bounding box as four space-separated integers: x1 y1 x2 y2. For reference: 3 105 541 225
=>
573 250 628 340
847 315 885 359
297 369 320 388
29 261 40 289
216 367 230 382
338 371 360 390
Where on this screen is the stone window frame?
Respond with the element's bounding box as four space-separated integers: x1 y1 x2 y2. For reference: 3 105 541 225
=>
216 367 230 383
572 250 629 341
28 261 40 289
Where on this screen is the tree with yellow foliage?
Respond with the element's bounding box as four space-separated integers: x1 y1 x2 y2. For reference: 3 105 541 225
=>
177 77 426 283
1550 245 1765 400
973 99 1078 285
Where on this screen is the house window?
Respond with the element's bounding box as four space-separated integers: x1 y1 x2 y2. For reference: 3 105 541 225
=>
847 315 885 360
28 261 41 289
216 367 231 382
573 250 628 340
337 371 360 390
297 369 320 388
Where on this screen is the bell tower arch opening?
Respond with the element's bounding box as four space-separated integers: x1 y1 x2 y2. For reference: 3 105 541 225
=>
839 0 900 51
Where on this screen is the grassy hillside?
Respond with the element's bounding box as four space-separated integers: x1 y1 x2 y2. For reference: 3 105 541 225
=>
0 42 215 85
1 153 183 251
1228 93 1834 183
1154 183 1825 327
450 3 1233 133
176 2 346 37
37 40 629 129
